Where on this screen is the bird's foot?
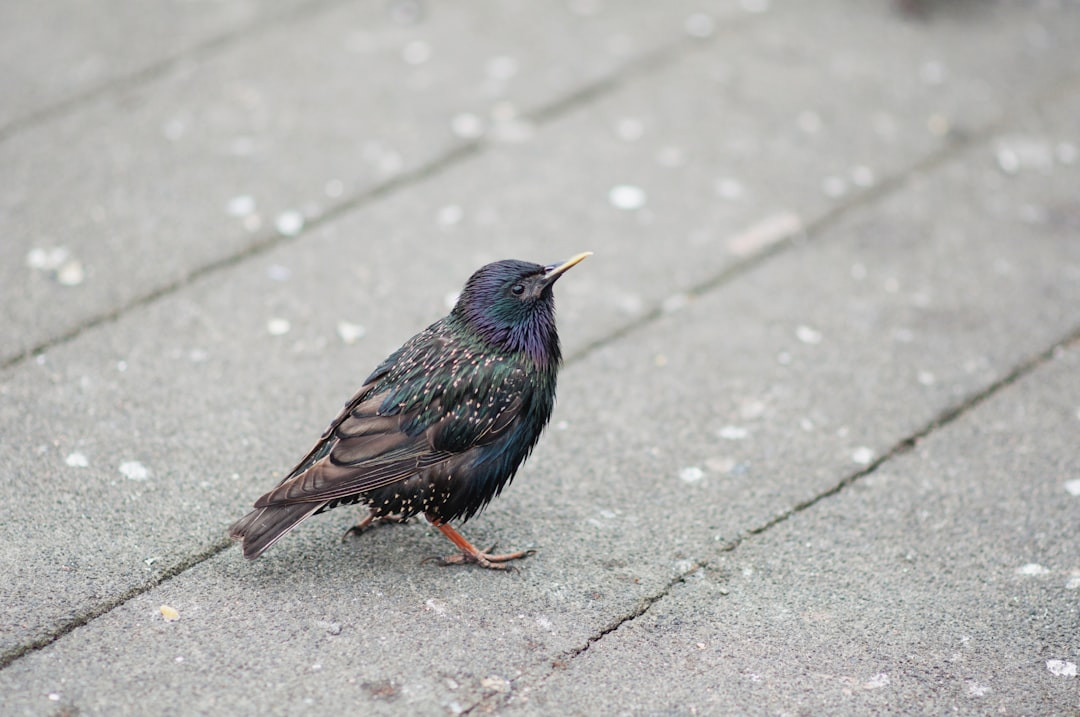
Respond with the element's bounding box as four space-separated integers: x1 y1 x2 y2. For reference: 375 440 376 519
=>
429 544 536 570
424 518 535 570
341 513 410 542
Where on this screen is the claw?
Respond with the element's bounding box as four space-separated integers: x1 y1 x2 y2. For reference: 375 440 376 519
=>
424 516 535 570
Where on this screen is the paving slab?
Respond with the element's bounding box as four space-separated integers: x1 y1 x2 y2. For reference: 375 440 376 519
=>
504 342 1080 716
1 0 745 364
2 1 1079 714
4 0 1079 665
0 0 323 133
2 76 1078 713
6 0 1080 365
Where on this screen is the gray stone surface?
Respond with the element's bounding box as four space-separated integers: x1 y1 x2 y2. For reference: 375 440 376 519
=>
0 0 321 132
1 0 741 364
502 345 1080 716
1 1 1078 715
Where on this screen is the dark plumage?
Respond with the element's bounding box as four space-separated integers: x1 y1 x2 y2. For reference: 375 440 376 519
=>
229 253 590 569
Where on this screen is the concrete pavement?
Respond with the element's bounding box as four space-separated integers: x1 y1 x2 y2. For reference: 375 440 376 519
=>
1 1 1078 714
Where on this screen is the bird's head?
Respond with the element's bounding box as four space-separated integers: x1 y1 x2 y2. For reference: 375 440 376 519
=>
452 253 591 363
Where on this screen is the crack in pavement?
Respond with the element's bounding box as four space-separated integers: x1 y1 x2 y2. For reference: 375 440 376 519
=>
3 62 1075 674
0 537 233 670
0 16 755 670
462 324 1080 714
4 7 1079 687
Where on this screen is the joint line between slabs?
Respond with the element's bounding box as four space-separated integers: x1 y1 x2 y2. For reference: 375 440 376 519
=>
462 561 709 715
0 0 346 144
564 66 1080 369
0 538 233 671
0 26 747 669
466 324 1080 713
6 16 1080 678
735 322 1080 545
1 25 725 374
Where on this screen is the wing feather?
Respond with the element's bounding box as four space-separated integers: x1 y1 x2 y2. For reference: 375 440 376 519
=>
253 354 529 508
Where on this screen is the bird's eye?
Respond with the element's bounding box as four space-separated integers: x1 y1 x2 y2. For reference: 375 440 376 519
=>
511 283 525 296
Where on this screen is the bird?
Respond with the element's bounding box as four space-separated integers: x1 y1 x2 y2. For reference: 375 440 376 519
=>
229 252 591 569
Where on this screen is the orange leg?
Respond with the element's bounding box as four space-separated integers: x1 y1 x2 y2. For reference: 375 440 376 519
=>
341 511 409 541
427 517 534 570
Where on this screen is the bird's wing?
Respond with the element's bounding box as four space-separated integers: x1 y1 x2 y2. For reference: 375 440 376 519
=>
254 364 527 507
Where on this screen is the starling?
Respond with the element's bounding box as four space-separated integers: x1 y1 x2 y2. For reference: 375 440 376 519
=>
229 252 590 569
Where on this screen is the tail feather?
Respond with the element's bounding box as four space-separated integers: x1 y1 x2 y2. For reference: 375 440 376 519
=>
228 502 324 559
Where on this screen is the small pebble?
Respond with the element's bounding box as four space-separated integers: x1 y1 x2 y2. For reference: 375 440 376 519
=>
315 620 342 635
679 466 705 483
851 447 874 465
451 113 485 139
267 318 291 336
796 325 823 344
65 452 89 468
863 673 890 690
1046 660 1077 677
480 676 511 693
274 211 304 237
1016 563 1049 576
717 425 748 440
27 247 70 271
608 185 647 210
226 195 255 217
336 321 366 344
56 261 85 286
119 461 150 481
